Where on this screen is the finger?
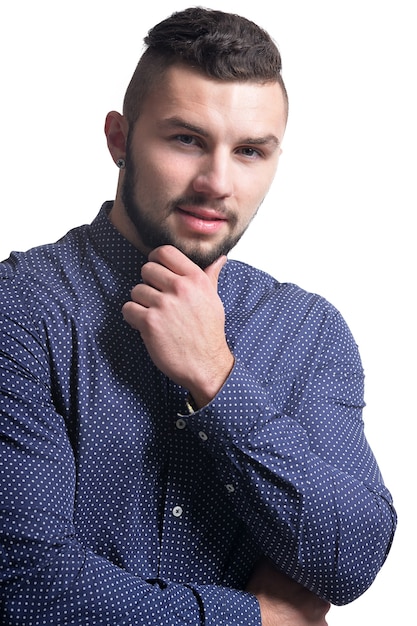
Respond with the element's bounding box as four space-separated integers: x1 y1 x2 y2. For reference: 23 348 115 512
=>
141 261 173 291
204 255 227 289
148 245 195 275
122 300 145 330
130 283 160 308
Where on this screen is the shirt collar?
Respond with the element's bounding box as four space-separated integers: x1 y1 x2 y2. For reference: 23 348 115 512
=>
89 201 148 280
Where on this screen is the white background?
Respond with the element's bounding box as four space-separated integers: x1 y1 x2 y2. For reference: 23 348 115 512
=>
1 1 414 624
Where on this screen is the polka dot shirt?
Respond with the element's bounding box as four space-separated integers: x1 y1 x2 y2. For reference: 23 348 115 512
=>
0 203 396 625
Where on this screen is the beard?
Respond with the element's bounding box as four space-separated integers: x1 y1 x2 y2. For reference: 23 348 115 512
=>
121 146 254 269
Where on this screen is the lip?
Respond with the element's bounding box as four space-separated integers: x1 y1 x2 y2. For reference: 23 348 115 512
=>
175 206 228 234
178 206 227 221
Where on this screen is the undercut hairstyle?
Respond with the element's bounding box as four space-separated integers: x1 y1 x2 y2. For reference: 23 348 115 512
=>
123 7 288 125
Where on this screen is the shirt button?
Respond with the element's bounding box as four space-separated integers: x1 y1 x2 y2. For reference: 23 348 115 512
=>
198 431 208 441
225 484 235 493
175 418 186 430
172 506 183 518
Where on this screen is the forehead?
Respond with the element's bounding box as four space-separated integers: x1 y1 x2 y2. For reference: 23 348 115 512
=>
138 64 287 141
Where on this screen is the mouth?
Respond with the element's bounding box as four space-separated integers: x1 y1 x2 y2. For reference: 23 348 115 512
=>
175 206 228 235
177 206 227 220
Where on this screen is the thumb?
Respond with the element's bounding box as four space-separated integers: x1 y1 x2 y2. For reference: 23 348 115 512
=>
204 255 227 289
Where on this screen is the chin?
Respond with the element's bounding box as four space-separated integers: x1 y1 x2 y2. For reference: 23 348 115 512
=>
175 241 231 269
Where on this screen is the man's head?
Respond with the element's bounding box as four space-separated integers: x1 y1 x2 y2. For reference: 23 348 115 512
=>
123 7 288 127
106 8 288 268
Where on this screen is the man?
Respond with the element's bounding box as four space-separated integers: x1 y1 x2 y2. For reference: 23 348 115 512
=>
0 7 396 625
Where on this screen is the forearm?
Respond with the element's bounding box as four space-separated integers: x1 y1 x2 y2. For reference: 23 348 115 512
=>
2 538 260 625
182 359 396 605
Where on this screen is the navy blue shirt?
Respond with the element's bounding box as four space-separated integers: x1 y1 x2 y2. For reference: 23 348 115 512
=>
0 203 396 625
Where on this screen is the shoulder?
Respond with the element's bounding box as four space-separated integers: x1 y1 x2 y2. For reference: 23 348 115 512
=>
220 259 336 322
0 223 91 318
221 260 362 376
1 222 90 276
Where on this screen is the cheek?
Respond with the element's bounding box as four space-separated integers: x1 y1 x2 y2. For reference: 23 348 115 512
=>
237 172 273 218
252 166 277 204
137 149 191 195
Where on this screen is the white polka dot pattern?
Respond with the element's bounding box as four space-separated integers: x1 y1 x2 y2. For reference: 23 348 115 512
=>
0 203 396 624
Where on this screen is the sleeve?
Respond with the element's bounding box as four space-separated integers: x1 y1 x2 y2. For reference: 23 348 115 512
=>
0 307 260 625
184 308 397 606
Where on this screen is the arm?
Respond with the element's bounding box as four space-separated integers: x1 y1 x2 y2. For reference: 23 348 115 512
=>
123 246 396 605
184 312 396 605
0 308 258 625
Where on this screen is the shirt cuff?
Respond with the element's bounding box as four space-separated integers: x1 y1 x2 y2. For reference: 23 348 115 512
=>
191 584 261 625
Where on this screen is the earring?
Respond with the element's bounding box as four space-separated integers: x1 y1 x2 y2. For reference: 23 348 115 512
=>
116 158 126 169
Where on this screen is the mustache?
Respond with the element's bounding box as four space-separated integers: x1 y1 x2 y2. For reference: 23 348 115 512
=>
168 195 230 215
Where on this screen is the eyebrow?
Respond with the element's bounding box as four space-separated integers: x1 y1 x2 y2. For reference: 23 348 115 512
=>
159 116 281 149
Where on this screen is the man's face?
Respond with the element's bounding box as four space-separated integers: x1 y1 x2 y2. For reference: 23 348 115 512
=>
119 64 287 268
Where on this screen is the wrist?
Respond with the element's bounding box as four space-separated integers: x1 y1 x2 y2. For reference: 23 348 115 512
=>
187 352 235 409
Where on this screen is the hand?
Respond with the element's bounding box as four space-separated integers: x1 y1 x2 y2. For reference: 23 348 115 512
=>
246 558 331 626
122 246 234 407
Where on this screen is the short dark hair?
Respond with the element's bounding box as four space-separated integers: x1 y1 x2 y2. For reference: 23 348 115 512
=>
123 7 288 125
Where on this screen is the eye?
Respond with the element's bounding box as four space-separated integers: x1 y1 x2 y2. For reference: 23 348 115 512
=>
176 134 198 146
238 146 262 159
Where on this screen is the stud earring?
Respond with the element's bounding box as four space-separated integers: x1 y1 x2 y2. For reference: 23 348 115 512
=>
116 158 126 169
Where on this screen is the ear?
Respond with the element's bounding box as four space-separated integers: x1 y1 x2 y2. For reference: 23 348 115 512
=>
104 111 129 164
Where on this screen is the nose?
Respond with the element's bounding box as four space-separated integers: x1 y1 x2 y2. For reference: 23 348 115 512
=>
192 150 234 199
